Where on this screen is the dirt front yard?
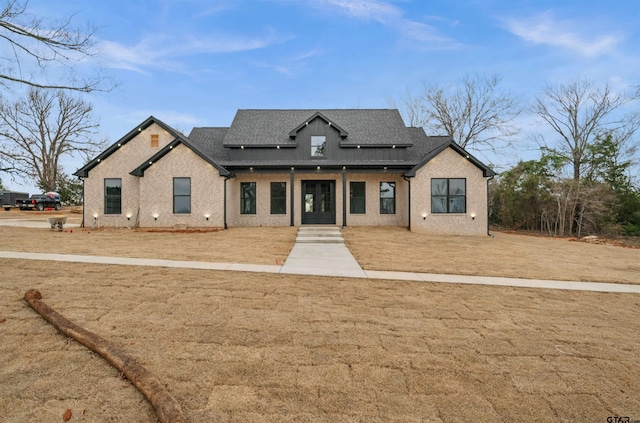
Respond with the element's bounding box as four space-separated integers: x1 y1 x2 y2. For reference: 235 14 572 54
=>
343 226 640 284
1 259 639 422
1 219 639 421
1 220 638 283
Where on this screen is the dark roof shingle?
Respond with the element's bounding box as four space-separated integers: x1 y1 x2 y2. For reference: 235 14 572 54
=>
223 109 412 147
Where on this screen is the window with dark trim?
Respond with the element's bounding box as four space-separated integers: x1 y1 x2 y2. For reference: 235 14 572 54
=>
270 182 286 214
350 181 366 214
173 177 191 214
104 178 122 214
311 136 326 157
241 182 256 214
431 178 466 213
380 182 395 214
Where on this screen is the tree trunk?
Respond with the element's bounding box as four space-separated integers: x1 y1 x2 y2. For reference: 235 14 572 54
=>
24 289 188 423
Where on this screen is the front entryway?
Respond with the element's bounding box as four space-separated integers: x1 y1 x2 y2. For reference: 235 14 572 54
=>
301 180 336 224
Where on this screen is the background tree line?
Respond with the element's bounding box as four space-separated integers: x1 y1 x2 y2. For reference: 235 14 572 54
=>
0 0 106 205
398 76 639 238
0 1 637 236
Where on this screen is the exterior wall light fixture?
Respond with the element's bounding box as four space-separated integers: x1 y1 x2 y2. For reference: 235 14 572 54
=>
471 214 476 220
422 213 427 220
205 214 210 221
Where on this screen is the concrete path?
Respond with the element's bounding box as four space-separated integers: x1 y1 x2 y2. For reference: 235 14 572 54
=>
281 226 367 278
1 249 639 293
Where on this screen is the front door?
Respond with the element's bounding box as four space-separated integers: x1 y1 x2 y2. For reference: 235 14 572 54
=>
301 180 336 224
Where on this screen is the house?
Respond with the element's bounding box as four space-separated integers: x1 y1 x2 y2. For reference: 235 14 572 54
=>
74 109 496 235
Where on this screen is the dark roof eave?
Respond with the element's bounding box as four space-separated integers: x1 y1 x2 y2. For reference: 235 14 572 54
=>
288 111 349 138
339 143 412 148
222 143 297 149
131 138 230 177
405 142 497 177
74 116 187 177
221 162 416 170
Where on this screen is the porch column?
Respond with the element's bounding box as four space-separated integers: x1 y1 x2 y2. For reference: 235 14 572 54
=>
290 169 295 226
342 169 347 228
223 176 228 229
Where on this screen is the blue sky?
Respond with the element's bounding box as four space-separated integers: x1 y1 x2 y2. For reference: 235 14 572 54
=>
3 0 639 192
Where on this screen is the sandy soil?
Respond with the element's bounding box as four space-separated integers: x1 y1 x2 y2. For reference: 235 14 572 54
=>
1 215 639 421
2 212 638 283
1 260 638 422
343 226 640 284
0 222 296 266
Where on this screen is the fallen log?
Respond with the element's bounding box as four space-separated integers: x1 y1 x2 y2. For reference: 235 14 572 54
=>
24 289 188 423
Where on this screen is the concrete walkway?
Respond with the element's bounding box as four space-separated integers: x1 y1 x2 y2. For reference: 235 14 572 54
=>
281 226 367 278
1 249 639 293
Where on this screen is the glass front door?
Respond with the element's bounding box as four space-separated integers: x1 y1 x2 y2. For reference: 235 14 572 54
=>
301 180 336 224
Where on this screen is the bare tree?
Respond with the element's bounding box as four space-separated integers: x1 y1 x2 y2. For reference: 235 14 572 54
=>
0 87 103 191
533 79 640 181
400 74 520 151
0 0 105 92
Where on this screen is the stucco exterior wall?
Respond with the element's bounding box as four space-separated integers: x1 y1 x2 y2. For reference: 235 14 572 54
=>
83 123 174 228
410 147 489 235
225 171 408 227
138 144 226 228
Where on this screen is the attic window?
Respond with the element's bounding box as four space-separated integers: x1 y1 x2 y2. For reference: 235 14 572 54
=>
311 136 326 157
150 134 159 148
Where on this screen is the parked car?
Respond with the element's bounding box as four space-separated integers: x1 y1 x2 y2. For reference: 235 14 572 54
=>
1 190 29 211
16 192 62 211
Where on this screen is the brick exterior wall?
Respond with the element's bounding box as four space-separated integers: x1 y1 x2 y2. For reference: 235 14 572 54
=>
83 124 488 235
83 123 174 228
344 173 408 227
226 172 408 227
139 144 226 228
410 147 489 235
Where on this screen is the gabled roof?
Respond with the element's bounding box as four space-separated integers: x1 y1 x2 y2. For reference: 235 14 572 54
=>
188 127 230 161
288 111 348 138
222 109 413 147
74 116 188 178
404 131 497 178
130 133 229 177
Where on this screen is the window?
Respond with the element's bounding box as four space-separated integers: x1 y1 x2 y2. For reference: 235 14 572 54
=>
241 182 256 214
431 178 466 213
350 182 366 214
270 182 287 214
380 182 395 214
150 134 159 148
104 178 122 214
173 177 191 214
311 136 326 157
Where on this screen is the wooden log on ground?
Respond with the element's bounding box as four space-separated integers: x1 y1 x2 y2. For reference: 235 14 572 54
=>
24 289 188 423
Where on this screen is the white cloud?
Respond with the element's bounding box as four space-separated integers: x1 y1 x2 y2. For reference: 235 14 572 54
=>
310 0 461 49
96 30 289 74
316 0 401 23
502 11 620 57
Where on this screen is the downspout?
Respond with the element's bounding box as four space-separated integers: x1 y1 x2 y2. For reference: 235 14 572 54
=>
342 170 347 229
223 175 230 230
402 174 412 231
290 169 295 226
80 177 85 228
487 175 494 236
